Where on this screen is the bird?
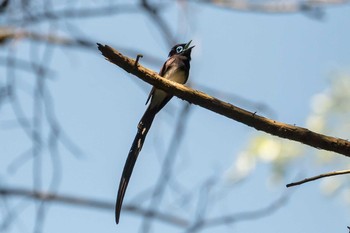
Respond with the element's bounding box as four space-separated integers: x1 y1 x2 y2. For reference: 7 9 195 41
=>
115 40 195 224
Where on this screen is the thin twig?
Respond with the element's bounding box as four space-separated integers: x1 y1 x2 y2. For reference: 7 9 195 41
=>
200 193 289 229
0 27 163 65
141 0 175 46
6 4 142 24
0 187 189 228
141 103 192 233
135 54 143 66
192 0 348 15
286 169 350 187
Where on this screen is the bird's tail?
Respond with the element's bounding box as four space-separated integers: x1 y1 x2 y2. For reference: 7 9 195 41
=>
115 106 156 224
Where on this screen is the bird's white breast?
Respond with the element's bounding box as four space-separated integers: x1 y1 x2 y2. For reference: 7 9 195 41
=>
149 68 187 109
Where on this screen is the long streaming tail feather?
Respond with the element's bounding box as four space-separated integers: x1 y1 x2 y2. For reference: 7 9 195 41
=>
115 107 156 224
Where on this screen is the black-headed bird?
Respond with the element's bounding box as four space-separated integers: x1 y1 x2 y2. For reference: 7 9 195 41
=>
115 40 195 224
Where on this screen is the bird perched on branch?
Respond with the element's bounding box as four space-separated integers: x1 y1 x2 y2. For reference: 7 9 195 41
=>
115 40 195 224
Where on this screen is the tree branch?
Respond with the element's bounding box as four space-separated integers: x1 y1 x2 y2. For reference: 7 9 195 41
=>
286 169 350 187
0 187 188 228
193 0 348 18
96 43 350 158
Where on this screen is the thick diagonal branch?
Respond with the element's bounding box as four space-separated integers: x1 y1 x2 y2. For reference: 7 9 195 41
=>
97 43 350 157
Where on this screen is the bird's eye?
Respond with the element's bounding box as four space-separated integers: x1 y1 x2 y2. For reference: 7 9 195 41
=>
176 46 183 53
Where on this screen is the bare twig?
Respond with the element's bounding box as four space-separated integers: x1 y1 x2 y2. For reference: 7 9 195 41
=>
0 27 163 66
0 187 289 230
141 0 175 46
0 27 95 48
286 169 350 187
135 54 143 66
141 103 192 233
0 57 54 76
192 0 349 16
6 4 142 24
183 178 215 233
0 187 189 228
198 193 289 229
97 44 350 158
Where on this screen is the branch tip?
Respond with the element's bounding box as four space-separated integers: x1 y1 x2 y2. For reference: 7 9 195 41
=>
286 169 350 187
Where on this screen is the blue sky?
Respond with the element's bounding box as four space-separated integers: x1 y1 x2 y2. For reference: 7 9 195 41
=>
1 2 349 233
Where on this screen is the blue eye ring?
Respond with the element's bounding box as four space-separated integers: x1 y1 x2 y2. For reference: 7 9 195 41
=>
176 46 183 53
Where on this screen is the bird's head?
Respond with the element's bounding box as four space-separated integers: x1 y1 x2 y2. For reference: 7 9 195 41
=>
168 40 195 58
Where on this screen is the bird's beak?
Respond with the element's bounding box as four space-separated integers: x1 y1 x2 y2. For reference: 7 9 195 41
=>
184 40 195 51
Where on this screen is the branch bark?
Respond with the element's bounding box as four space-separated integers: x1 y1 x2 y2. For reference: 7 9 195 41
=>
96 43 350 158
286 169 350 187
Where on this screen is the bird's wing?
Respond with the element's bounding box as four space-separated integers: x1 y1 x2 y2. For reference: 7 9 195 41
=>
146 57 188 106
145 87 155 105
145 57 176 105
